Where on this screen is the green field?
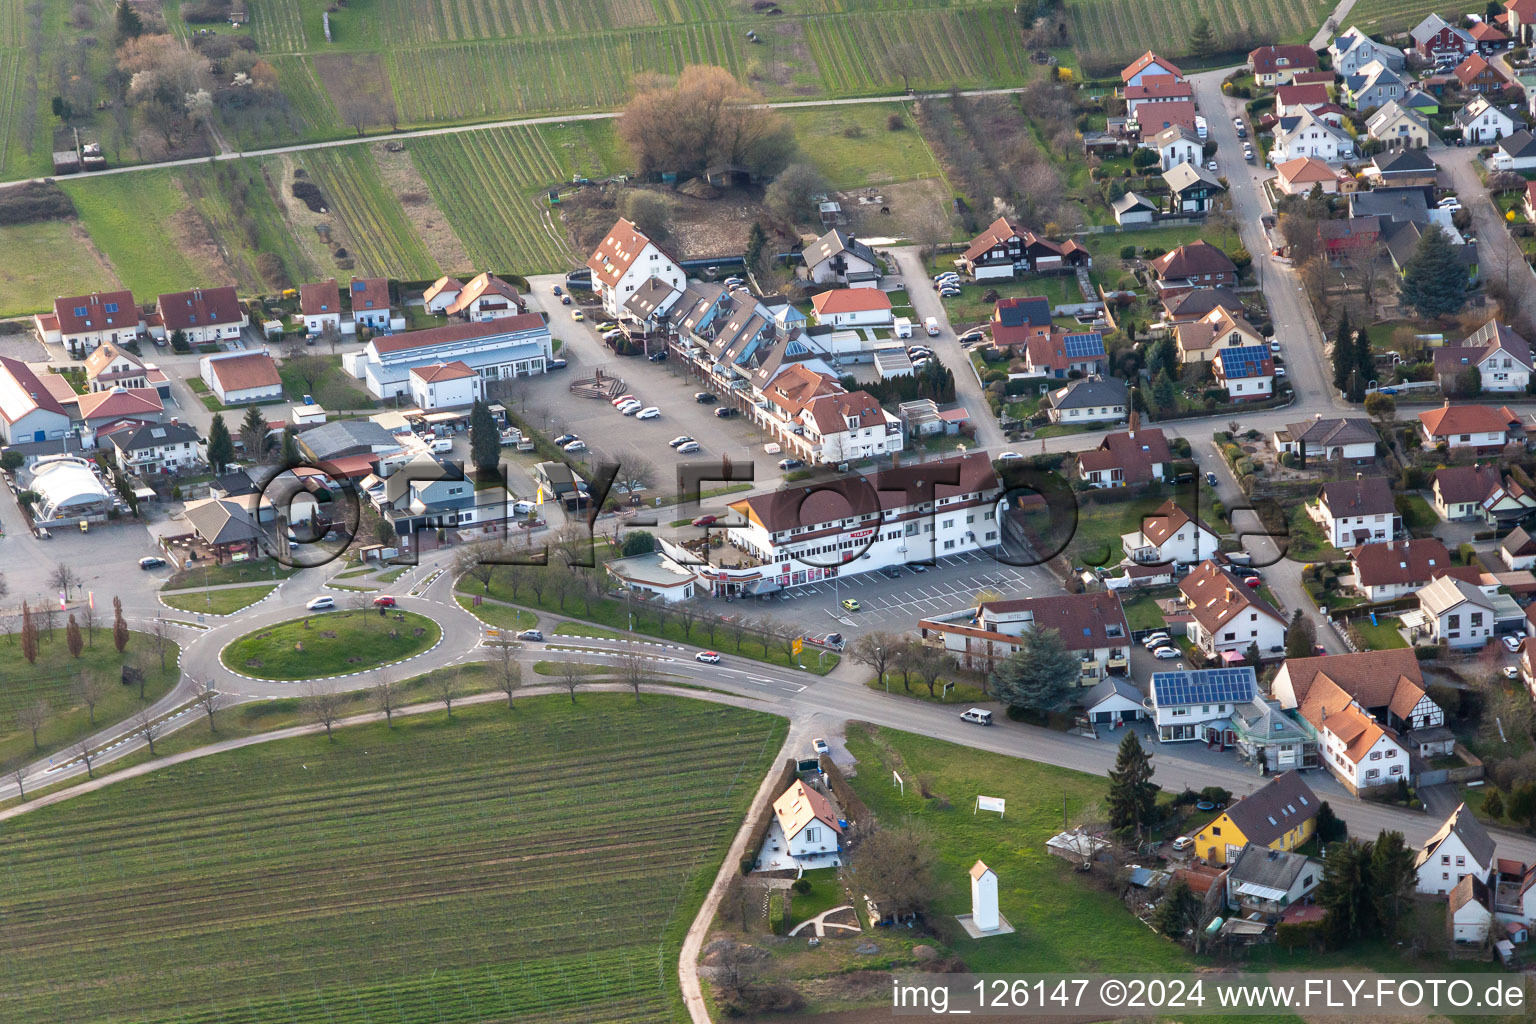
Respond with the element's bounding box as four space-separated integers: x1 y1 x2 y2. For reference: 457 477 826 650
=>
783 103 941 189
1352 0 1472 35
220 608 441 679
179 160 322 292
277 354 377 411
1066 0 1333 67
161 585 278 616
0 219 121 316
0 628 179 772
60 172 212 298
300 147 440 279
805 8 1036 94
0 694 787 1024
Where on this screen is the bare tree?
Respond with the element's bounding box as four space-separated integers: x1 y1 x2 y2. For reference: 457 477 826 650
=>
724 615 749 653
282 354 332 398
617 66 795 181
838 822 939 921
9 764 28 800
457 546 497 594
80 595 95 647
74 738 96 779
620 644 648 700
135 706 163 756
371 668 398 726
303 683 345 740
851 631 896 686
48 563 82 599
560 659 581 704
891 640 921 692
190 678 225 732
151 616 171 671
674 601 699 640
17 700 47 751
74 670 108 727
916 648 955 698
433 666 460 718
492 641 522 708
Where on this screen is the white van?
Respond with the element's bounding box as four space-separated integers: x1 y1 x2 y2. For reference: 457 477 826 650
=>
428 438 453 454
924 316 940 337
1194 115 1208 141
894 316 913 339
959 708 993 726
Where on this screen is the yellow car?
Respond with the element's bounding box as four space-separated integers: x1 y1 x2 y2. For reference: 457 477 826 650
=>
841 598 861 612
571 309 585 321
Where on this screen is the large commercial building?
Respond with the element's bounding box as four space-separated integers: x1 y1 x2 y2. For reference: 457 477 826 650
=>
343 316 552 399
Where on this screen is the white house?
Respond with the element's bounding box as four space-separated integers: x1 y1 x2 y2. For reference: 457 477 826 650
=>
1046 376 1127 424
1308 475 1400 548
1349 538 1454 602
794 390 903 464
83 342 168 396
1081 676 1146 725
772 779 843 865
201 352 283 405
1225 846 1322 921
423 276 464 315
1271 649 1441 733
1271 109 1355 164
299 279 341 336
1147 665 1258 744
1416 804 1496 896
1330 26 1406 77
41 290 143 358
1111 192 1159 225
1431 464 1536 524
1416 575 1497 648
805 229 881 285
1152 125 1202 172
1500 526 1536 571
107 421 202 475
1449 875 1494 943
348 278 392 330
1122 51 1184 88
1432 320 1532 393
586 218 686 319
1212 345 1274 401
408 361 483 411
1178 560 1288 660
1456 96 1518 144
344 315 552 400
1273 416 1378 462
1296 674 1411 795
0 355 72 444
1122 499 1218 565
810 288 893 328
156 286 247 345
443 272 524 322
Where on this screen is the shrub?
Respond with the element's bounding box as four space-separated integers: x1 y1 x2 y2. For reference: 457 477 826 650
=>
886 112 905 131
1119 245 1136 260
0 181 75 226
1414 646 1441 661
791 878 812 894
983 370 1007 384
1199 786 1231 805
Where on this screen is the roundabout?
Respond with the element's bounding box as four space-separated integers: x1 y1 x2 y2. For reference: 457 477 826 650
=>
219 608 444 681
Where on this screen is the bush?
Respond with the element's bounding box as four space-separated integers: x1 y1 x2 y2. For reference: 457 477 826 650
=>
1120 245 1136 260
886 112 905 131
1414 646 1441 661
1199 786 1231 805
983 370 1007 384
0 181 75 226
791 878 812 894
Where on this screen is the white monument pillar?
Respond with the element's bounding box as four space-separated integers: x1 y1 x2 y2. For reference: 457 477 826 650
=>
969 860 999 932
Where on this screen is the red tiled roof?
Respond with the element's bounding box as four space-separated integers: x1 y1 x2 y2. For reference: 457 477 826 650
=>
1250 44 1319 76
348 277 390 312
410 360 477 383
0 355 68 423
805 390 886 435
53 291 137 337
586 217 676 289
300 279 340 318
443 272 519 317
1350 538 1452 588
1433 464 1503 505
1179 559 1284 632
811 288 892 315
158 286 242 331
1124 75 1193 102
1276 83 1330 109
1122 51 1182 83
207 353 281 393
1419 403 1516 437
75 386 163 422
423 276 463 305
1075 428 1172 485
1150 242 1236 280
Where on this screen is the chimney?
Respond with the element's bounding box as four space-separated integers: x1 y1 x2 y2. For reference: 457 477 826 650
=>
1356 471 1363 480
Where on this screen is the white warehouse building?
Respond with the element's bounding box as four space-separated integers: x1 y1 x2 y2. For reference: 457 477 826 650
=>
343 315 552 400
25 455 112 524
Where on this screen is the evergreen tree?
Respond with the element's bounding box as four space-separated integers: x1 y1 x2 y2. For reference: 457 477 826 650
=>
239 405 272 462
1457 365 1482 397
1284 608 1316 659
1153 877 1201 940
1106 731 1158 837
1152 368 1176 411
468 399 500 474
112 596 128 653
206 414 234 474
1368 830 1416 930
1352 324 1374 399
115 1 143 38
1331 310 1353 394
1314 799 1347 844
990 627 1080 713
745 221 767 276
1189 16 1216 58
1319 838 1376 942
1148 336 1177 379
280 428 301 467
1484 789 1505 820
1398 224 1467 318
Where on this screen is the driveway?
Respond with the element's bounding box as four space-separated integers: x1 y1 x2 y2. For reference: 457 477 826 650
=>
1430 140 1536 327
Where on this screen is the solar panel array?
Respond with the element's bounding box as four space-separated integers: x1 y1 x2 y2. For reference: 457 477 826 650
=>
1150 667 1257 706
1218 344 1271 377
1063 332 1105 358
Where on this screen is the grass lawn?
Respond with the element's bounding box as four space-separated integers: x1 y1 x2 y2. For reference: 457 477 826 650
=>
0 220 121 317
0 694 786 1024
454 594 536 631
786 867 849 927
161 584 277 616
532 660 611 676
278 354 377 411
1121 590 1173 632
1285 505 1345 563
936 274 1083 328
783 103 941 188
1067 494 1172 568
60 172 209 297
1352 615 1409 650
220 609 441 679
163 560 297 590
863 674 989 704
553 622 626 639
1396 493 1438 535
0 630 179 772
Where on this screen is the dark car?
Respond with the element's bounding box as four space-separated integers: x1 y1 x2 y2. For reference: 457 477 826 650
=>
1206 471 1217 486
713 406 738 418
648 350 667 362
560 294 572 305
552 433 579 446
547 358 568 370
694 392 718 404
553 285 563 296
778 457 804 470
138 556 166 570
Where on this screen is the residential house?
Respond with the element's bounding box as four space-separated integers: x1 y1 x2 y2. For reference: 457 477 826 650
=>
1074 427 1172 488
1152 125 1202 173
0 356 71 444
347 278 392 330
1456 96 1518 143
1431 464 1536 522
1163 162 1225 213
989 295 1053 351
156 286 246 345
343 316 552 400
1411 13 1475 57
1470 19 1511 52
1501 525 1536 570
772 780 843 866
1081 676 1147 725
1416 803 1496 895
1137 100 1199 137
408 361 483 411
1275 82 1331 118
1122 51 1185 88
1454 52 1510 94
1403 88 1441 115
1419 402 1519 449
1149 242 1238 298
1272 108 1356 163
40 290 142 358
299 280 341 336
370 459 513 536
1382 218 1480 283
1491 129 1536 171
1249 44 1319 87
200 352 283 405
1161 288 1243 325
1366 103 1434 152
1273 415 1378 463
1330 26 1406 77
1349 538 1454 601
1342 60 1406 111
1309 475 1401 548
958 216 1088 280
1023 328 1106 378
1417 574 1497 648
1123 74 1194 118
1274 156 1349 195
176 496 263 564
1111 191 1159 225
804 228 881 285
622 276 684 341
1449 875 1494 943
1213 345 1275 401
1508 0 1536 44
1272 649 1442 732
1192 771 1320 865
1348 184 1432 223
107 421 202 476
82 342 169 397
1225 846 1323 923
1296 673 1412 795
422 276 464 315
443 272 525 322
1045 376 1127 424
75 386 164 442
1178 559 1288 661
810 287 892 328
917 592 1130 681
792 389 904 464
1147 665 1258 744
1231 697 1317 772
586 217 686 319
1121 499 1219 564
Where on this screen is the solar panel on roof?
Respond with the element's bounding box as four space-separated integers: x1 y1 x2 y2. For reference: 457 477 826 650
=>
1063 333 1105 358
1151 667 1257 706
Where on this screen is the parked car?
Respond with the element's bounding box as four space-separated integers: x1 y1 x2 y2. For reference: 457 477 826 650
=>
1206 471 1218 486
617 400 643 415
1142 632 1171 649
957 331 984 346
512 500 536 516
517 629 544 642
778 457 804 470
723 276 744 287
676 441 701 454
552 433 579 447
713 406 738 418
692 515 719 527
372 595 397 607
611 394 637 407
306 596 336 611
933 271 959 283
812 738 830 755
1438 196 1462 212
1172 836 1194 852
1275 366 1287 377
1206 160 1218 172
924 317 940 336
138 555 166 570
694 392 718 404
939 286 962 297
636 407 661 420
998 451 1024 461
547 358 567 370
1503 635 1523 653
840 598 861 612
647 350 667 362
959 708 993 725
563 439 587 453
696 650 722 664
669 436 694 448
1153 645 1181 659
596 321 619 332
